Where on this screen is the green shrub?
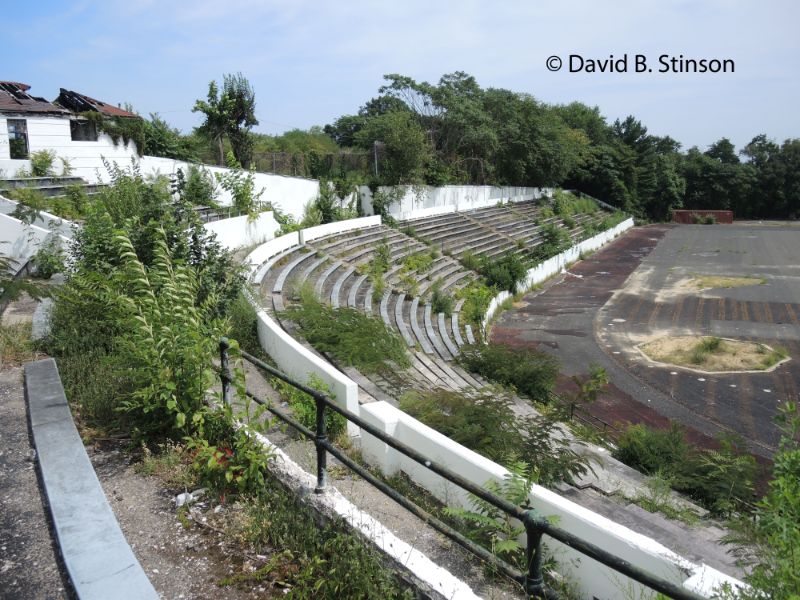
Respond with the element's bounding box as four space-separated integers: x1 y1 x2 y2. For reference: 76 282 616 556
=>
240 480 413 599
282 287 409 373
460 250 481 272
32 235 65 279
458 343 559 403
401 251 434 274
477 253 528 293
613 423 690 475
457 281 494 325
400 387 592 487
530 223 571 261
728 403 800 599
30 149 57 177
430 279 453 316
270 374 346 440
613 423 756 515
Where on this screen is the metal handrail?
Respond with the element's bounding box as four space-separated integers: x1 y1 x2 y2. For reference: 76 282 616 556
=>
221 341 707 600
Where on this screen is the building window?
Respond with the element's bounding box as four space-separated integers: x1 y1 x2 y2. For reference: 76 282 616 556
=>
70 119 98 142
7 119 29 159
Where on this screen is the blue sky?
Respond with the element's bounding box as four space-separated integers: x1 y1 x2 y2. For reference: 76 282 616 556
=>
4 0 798 151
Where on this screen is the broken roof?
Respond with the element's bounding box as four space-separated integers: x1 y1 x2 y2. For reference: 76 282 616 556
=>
0 81 71 116
55 88 139 118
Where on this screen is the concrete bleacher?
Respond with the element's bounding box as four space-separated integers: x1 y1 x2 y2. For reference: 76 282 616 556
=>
252 198 608 401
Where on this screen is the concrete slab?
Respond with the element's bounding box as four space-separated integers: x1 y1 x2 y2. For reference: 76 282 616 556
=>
25 358 158 600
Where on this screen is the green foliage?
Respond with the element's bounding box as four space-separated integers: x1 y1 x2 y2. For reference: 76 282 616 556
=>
216 152 265 218
270 374 346 440
528 223 572 263
458 342 559 403
108 230 226 440
401 250 434 274
445 462 537 571
193 73 259 167
475 252 529 293
81 111 147 156
613 423 756 515
401 387 593 487
239 482 413 600
30 149 58 177
430 278 453 316
726 403 800 599
187 425 271 498
282 287 409 373
174 165 218 207
457 281 494 325
32 235 65 279
613 423 691 475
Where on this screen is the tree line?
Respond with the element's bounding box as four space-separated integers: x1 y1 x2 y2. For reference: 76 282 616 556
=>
141 71 799 221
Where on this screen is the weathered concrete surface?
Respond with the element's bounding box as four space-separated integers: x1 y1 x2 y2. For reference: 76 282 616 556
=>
0 365 70 599
493 223 800 458
25 358 159 600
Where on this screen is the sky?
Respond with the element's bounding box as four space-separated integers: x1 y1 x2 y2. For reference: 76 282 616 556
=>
3 0 799 152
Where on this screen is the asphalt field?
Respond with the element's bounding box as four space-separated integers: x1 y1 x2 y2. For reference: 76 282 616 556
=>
492 223 800 457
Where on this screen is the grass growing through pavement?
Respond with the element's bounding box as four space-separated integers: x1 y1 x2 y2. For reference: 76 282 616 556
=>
640 335 789 372
689 274 766 290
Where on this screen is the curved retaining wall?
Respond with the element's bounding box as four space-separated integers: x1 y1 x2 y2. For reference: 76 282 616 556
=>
482 218 635 332
244 216 382 437
246 215 743 599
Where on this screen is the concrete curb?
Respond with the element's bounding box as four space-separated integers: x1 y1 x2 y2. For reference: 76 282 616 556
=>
25 358 159 600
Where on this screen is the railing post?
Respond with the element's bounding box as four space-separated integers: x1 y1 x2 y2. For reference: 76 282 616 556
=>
524 510 555 600
314 395 328 493
219 338 231 406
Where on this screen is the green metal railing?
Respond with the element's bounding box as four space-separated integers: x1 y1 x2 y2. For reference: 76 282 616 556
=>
219 339 706 600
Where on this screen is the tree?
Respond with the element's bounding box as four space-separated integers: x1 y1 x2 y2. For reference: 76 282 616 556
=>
354 111 431 184
193 73 259 168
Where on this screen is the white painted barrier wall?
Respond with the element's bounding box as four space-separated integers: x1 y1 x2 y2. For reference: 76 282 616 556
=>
138 156 320 222
245 216 386 436
299 215 381 244
0 213 61 261
203 211 280 251
482 218 635 332
359 401 740 599
245 214 742 598
359 185 554 221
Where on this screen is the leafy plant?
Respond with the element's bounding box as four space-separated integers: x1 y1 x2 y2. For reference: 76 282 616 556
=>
282 286 409 373
32 235 65 279
216 152 265 219
270 374 346 440
30 149 58 177
458 343 559 403
445 462 537 571
726 403 800 599
430 279 453 316
400 387 593 487
457 281 495 325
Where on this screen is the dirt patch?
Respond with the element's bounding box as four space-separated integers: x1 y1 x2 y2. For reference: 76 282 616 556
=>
639 335 789 373
683 274 765 291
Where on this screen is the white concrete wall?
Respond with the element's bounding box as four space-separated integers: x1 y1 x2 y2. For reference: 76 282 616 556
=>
138 156 320 222
202 211 280 251
299 215 381 244
0 213 62 262
360 401 740 599
482 218 635 332
0 116 137 182
360 185 554 221
244 214 742 598
244 216 387 436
